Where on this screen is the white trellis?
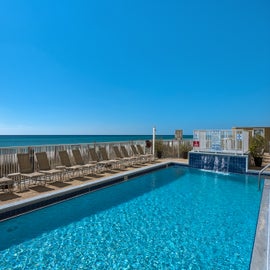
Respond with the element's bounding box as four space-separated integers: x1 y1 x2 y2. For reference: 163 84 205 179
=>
192 129 249 154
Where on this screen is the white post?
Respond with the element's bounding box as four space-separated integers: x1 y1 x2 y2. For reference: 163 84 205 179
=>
152 126 156 156
178 139 180 159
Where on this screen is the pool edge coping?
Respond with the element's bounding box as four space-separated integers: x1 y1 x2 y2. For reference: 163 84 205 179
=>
250 178 270 270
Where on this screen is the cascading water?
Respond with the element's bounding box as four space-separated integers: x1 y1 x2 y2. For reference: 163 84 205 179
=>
201 154 230 173
189 152 248 174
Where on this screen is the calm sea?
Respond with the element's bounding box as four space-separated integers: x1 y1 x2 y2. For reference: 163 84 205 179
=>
0 135 193 148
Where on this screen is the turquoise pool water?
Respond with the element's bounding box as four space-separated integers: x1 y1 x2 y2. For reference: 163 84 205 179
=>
0 166 261 269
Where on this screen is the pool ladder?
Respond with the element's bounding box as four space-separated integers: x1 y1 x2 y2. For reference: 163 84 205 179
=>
258 163 270 190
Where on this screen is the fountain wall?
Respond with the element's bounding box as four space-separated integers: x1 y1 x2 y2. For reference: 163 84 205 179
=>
189 152 248 173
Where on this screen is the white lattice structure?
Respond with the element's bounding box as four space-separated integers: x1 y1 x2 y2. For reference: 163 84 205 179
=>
193 129 249 154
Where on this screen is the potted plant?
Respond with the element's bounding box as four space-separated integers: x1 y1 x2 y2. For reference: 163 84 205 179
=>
155 140 163 159
179 142 192 159
249 134 265 167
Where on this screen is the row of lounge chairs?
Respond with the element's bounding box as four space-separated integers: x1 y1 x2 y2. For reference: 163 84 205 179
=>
4 145 154 192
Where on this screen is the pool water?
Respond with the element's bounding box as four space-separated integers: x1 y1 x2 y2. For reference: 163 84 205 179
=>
0 166 261 269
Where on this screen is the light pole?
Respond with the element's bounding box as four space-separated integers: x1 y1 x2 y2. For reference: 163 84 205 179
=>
152 126 156 156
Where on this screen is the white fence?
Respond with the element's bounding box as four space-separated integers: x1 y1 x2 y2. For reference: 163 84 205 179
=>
0 139 191 177
192 129 249 154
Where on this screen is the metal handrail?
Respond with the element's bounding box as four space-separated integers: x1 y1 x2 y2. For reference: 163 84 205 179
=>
258 163 270 190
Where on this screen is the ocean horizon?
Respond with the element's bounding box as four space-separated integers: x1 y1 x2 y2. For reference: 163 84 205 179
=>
0 135 193 148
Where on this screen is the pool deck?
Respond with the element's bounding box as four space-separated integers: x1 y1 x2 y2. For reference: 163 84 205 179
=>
0 158 190 221
0 158 187 207
250 178 270 270
0 158 269 269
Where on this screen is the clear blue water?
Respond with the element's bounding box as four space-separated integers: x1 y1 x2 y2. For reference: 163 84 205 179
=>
0 135 191 147
0 166 261 269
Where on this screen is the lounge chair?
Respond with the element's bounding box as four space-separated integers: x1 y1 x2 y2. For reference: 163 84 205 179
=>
17 153 46 187
130 145 147 163
88 147 100 163
0 177 14 193
72 149 96 175
99 147 120 169
136 144 153 162
120 145 139 165
58 150 83 178
112 146 132 167
35 152 64 182
88 148 111 172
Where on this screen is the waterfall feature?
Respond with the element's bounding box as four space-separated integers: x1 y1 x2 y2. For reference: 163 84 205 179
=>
201 154 230 173
189 152 248 174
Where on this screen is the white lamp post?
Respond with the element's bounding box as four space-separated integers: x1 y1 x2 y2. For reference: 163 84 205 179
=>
152 126 156 156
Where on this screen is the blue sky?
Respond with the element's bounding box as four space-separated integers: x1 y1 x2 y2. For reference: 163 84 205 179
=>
0 0 269 135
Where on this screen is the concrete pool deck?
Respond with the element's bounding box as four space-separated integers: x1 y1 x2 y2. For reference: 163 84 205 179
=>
0 158 269 269
0 158 187 207
0 159 189 220
250 178 270 270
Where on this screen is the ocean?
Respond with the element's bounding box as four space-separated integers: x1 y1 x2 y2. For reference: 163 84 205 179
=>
0 135 193 148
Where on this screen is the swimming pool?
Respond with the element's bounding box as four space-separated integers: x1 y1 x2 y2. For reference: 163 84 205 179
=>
0 166 261 269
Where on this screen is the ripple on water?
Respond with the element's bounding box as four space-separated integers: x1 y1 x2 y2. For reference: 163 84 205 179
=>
0 167 261 269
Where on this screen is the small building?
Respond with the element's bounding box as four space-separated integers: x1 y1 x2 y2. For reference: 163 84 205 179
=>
232 127 270 153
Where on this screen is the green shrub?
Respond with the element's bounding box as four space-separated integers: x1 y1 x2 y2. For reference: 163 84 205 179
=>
249 134 265 158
